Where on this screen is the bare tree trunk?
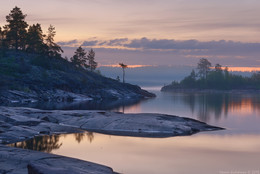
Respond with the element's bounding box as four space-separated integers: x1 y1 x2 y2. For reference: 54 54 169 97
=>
123 68 125 83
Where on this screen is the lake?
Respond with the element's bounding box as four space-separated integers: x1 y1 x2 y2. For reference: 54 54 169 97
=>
11 89 260 174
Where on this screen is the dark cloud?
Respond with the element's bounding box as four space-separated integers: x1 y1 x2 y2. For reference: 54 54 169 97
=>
59 38 260 55
57 39 78 46
106 38 128 46
59 38 260 66
125 37 212 50
82 40 99 46
124 37 260 53
98 41 107 46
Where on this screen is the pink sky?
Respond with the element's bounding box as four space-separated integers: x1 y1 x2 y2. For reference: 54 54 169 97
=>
1 0 260 67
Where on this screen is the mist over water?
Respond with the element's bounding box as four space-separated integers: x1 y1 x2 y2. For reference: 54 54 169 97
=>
98 65 256 88
98 65 194 87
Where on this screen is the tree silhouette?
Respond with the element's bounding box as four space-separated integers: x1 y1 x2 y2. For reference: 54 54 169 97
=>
71 46 88 67
26 23 47 54
5 6 28 51
215 63 222 72
119 63 127 83
45 25 63 57
0 26 2 49
197 58 212 79
0 26 7 57
87 49 97 71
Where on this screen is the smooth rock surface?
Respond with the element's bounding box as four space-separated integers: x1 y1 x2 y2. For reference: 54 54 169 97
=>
0 145 116 174
0 107 223 140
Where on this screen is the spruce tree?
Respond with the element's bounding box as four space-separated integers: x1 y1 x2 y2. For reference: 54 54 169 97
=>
71 46 87 67
26 24 47 54
5 6 28 51
0 27 2 50
87 49 97 71
197 58 212 79
45 25 63 57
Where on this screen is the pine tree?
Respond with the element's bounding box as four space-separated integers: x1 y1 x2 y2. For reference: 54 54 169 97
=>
5 6 28 51
26 24 47 54
0 26 8 57
197 58 212 79
87 49 97 71
119 63 127 83
45 25 63 57
71 46 87 67
0 26 2 50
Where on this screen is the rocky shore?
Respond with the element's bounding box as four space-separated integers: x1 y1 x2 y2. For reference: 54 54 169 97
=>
0 107 223 173
0 145 116 174
0 51 155 106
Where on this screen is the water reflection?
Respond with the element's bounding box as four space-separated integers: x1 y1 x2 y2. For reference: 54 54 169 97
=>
6 97 144 111
9 135 62 153
9 132 95 151
119 92 260 123
180 93 260 122
74 132 94 143
10 132 260 174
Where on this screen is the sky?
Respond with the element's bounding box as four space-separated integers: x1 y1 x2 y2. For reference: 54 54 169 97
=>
1 0 260 67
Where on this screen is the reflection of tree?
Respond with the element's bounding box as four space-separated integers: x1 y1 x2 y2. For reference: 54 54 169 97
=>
186 94 195 114
86 132 94 143
10 135 62 153
74 132 95 143
75 133 85 143
181 93 260 123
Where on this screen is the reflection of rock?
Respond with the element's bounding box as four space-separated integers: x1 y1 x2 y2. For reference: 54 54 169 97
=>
2 95 145 112
0 145 116 174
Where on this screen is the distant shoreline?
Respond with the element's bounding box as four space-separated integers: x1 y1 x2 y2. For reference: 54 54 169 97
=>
160 87 260 94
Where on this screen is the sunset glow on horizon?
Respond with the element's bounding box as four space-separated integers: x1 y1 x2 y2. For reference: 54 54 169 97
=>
100 65 260 73
100 64 154 68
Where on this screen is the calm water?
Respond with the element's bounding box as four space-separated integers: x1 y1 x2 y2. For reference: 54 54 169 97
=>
11 89 260 174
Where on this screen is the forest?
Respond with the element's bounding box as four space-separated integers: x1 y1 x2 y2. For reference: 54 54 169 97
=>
162 58 260 90
0 6 97 70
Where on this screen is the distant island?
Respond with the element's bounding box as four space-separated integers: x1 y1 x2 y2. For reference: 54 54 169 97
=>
0 7 155 105
161 58 260 92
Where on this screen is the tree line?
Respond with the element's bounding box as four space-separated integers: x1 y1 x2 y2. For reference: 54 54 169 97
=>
0 6 97 71
169 58 260 90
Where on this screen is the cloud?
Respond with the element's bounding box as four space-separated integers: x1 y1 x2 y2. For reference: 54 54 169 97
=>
124 38 260 54
59 38 260 54
57 39 78 46
106 38 128 46
82 40 99 46
59 37 260 67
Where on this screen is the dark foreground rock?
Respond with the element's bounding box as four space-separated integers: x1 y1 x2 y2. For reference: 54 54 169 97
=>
0 145 116 174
